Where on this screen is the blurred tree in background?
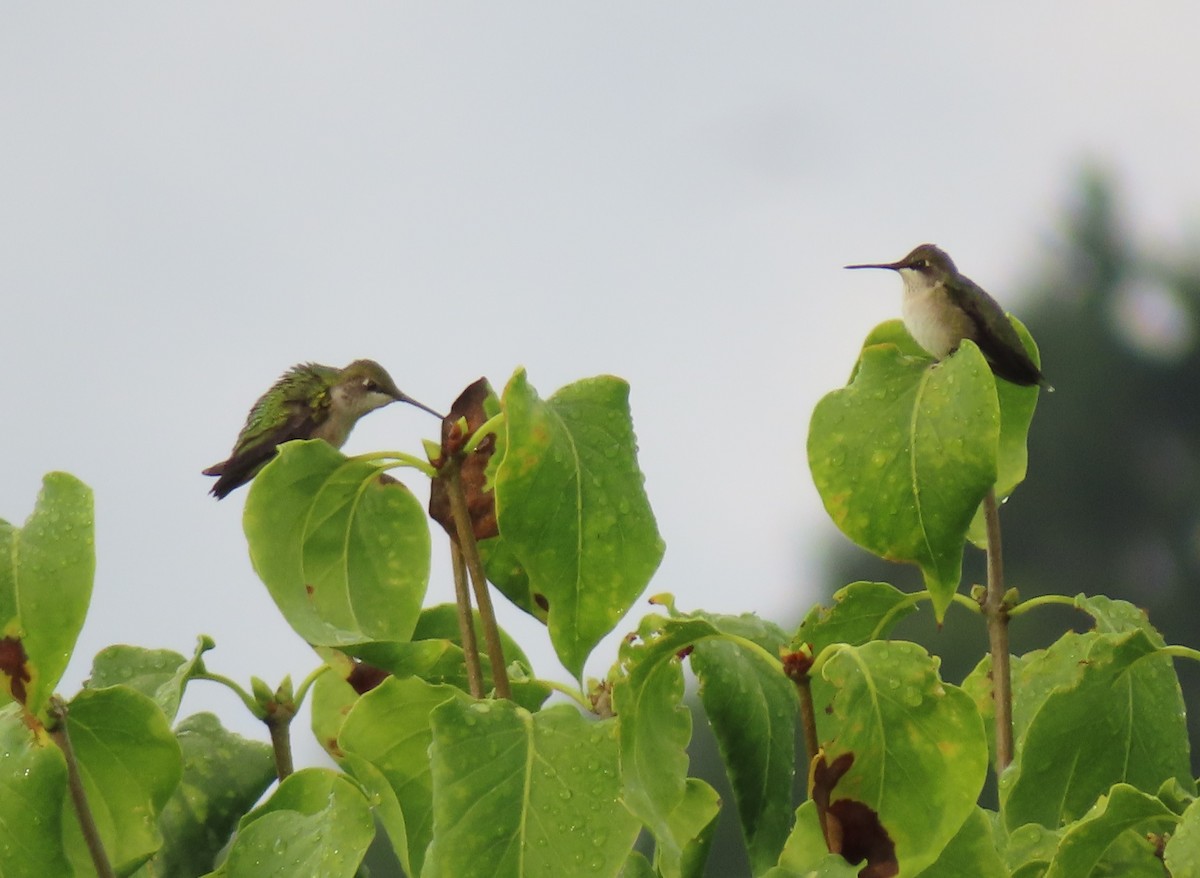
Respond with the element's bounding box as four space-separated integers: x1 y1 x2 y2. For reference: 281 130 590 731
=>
694 167 1200 876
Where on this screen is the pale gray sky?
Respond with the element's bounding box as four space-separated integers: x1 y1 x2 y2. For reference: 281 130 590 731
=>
3 5 1199 744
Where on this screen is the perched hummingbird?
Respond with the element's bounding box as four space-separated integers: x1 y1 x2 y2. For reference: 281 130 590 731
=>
845 243 1051 389
204 359 443 499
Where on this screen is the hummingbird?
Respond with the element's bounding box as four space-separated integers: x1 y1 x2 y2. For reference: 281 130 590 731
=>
845 243 1051 389
204 359 443 499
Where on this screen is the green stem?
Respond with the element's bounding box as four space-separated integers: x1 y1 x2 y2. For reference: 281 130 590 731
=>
354 451 439 479
293 664 331 709
450 540 486 698
538 679 592 711
194 672 266 719
462 412 506 455
1006 593 1079 618
444 458 511 699
1161 645 1200 663
796 674 820 767
982 488 1014 776
721 633 785 672
265 707 295 781
47 697 116 878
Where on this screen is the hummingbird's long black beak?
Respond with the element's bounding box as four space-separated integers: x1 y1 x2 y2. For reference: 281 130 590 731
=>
844 261 904 271
397 393 445 420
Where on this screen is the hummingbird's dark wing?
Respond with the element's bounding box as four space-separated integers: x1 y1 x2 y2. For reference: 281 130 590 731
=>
204 364 336 499
203 405 325 498
944 277 1048 388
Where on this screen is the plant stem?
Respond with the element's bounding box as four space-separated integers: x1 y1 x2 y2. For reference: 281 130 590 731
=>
354 450 439 479
194 672 266 719
982 488 1014 775
462 413 505 455
47 698 116 878
293 664 331 709
450 540 486 698
796 675 820 766
265 706 295 781
444 458 511 699
1006 592 1079 618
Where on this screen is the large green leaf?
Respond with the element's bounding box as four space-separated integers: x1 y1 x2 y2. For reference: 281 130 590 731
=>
0 703 70 877
133 712 275 878
1000 628 1192 830
61 686 183 876
85 637 212 724
808 339 999 619
494 370 665 677
772 800 860 877
914 807 1006 878
660 778 720 878
244 440 431 646
338 676 466 877
1042 784 1176 878
348 603 552 712
811 640 988 876
423 699 640 878
0 473 94 716
217 768 373 878
793 581 918 654
691 614 795 875
613 616 718 878
1165 797 1200 877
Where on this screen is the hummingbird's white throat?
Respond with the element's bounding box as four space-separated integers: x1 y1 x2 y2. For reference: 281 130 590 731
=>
897 266 975 360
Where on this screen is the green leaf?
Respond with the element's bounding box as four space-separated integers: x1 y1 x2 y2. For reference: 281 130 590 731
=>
1041 784 1176 878
661 778 720 878
0 703 71 877
808 339 1000 619
618 851 656 878
308 653 361 759
613 616 718 876
85 637 212 724
495 370 665 677
1165 797 1200 876
479 534 546 622
965 318 1042 547
423 699 640 878
793 581 918 654
0 472 95 715
338 676 467 878
915 807 1005 878
61 686 183 876
1003 823 1059 878
221 768 373 878
348 603 553 711
691 615 796 874
773 801 860 877
244 440 431 646
1001 629 1193 830
812 640 988 876
133 712 276 878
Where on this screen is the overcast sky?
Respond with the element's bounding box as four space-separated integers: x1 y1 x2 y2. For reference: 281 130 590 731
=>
4 5 1199 745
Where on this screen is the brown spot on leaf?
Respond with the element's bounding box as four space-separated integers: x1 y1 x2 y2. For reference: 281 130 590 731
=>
428 378 500 542
325 737 346 759
346 661 390 695
0 637 31 705
305 584 315 596
811 751 898 878
534 593 549 612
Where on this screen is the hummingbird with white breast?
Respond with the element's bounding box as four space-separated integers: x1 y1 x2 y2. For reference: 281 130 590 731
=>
204 359 443 499
845 244 1051 390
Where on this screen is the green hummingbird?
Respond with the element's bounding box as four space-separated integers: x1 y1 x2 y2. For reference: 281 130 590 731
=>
846 243 1052 389
204 359 442 499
